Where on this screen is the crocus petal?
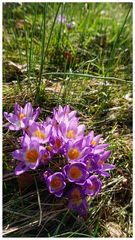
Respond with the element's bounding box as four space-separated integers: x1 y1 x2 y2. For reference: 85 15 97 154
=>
68 118 78 130
30 138 40 149
12 149 24 161
88 131 94 143
102 150 111 161
33 107 40 121
20 119 27 129
43 170 53 181
82 198 88 210
4 112 18 124
5 123 21 131
29 159 39 170
102 163 115 171
45 124 52 136
59 122 66 134
22 118 33 129
77 124 85 136
68 110 76 119
95 144 110 150
93 134 102 145
93 148 105 154
55 190 63 197
22 134 31 147
58 105 63 113
14 103 23 115
23 102 33 117
98 171 110 177
19 136 24 145
4 112 12 120
76 179 87 185
15 162 28 175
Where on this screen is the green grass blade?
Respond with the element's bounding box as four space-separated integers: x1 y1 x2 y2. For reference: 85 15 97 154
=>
43 71 132 83
35 3 61 100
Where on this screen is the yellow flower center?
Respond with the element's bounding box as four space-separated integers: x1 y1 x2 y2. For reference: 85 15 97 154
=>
26 149 39 163
98 159 105 165
71 189 82 205
91 140 96 146
54 138 62 149
19 113 24 120
69 166 82 179
50 176 62 190
35 129 46 140
68 148 80 160
67 130 75 139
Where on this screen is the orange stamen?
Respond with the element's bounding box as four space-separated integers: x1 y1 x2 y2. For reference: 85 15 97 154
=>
54 138 62 149
91 140 96 146
89 184 95 191
51 177 62 189
69 166 82 179
42 153 49 162
71 189 82 205
67 130 75 139
19 113 24 120
98 160 105 165
35 129 46 140
68 148 80 160
26 149 39 163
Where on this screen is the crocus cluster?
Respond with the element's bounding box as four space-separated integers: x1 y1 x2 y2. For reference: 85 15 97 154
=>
4 103 115 216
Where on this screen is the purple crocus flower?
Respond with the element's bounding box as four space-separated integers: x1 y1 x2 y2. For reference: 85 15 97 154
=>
92 143 110 154
96 150 115 177
46 172 66 197
66 23 72 30
66 21 76 31
84 131 109 155
4 102 40 130
63 162 89 185
59 117 85 142
50 136 65 154
26 122 51 144
12 134 44 175
84 176 102 196
56 14 66 24
63 105 77 121
86 131 102 147
68 187 88 217
64 139 89 163
53 105 77 124
83 153 100 172
40 148 53 165
46 118 59 139
43 169 53 181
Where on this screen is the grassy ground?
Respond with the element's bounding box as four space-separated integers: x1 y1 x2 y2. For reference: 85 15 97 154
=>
3 2 132 237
